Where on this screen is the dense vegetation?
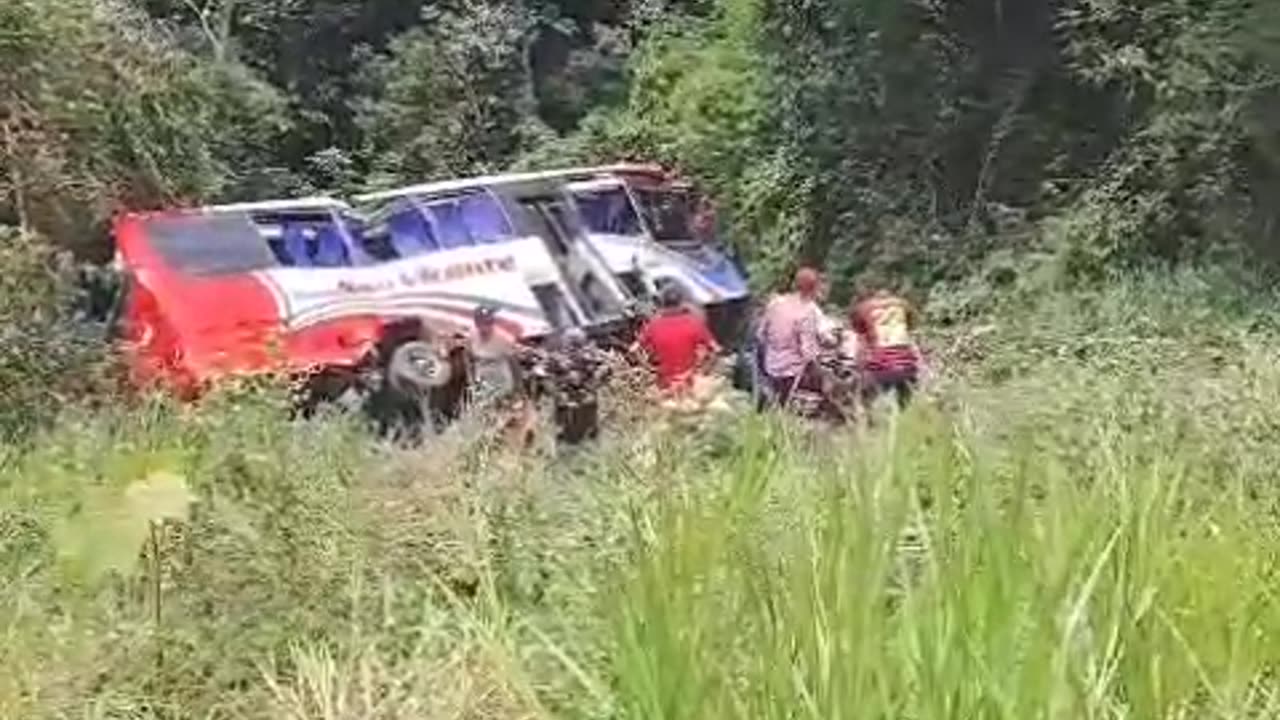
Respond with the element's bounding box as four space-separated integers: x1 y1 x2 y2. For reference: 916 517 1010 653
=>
6 276 1280 718
5 0 1280 280
6 0 1280 718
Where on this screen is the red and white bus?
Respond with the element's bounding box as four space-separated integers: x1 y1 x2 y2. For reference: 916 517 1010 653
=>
111 165 751 400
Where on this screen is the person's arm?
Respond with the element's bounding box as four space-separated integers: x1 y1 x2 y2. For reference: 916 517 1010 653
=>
701 315 721 354
816 308 838 347
457 339 476 401
905 300 921 332
630 323 653 362
502 337 526 390
797 310 820 363
694 320 721 369
850 303 870 338
902 301 925 366
708 335 723 361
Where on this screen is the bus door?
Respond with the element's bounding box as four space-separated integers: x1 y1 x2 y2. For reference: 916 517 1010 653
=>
564 179 662 305
517 195 625 325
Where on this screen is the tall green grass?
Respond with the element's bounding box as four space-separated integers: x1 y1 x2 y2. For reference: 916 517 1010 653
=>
3 273 1280 718
604 408 1280 719
595 270 1280 720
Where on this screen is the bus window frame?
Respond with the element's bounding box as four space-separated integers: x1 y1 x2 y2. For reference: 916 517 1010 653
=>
566 183 646 238
629 186 698 244
411 188 520 250
249 208 362 269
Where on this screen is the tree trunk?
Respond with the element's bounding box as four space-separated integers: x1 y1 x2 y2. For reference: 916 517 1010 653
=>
2 120 31 234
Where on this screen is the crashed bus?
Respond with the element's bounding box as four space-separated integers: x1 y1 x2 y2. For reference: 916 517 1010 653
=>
110 165 752 420
353 164 751 343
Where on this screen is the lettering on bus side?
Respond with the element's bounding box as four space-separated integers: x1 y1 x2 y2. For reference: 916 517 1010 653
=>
330 255 518 295
397 266 444 286
334 279 394 294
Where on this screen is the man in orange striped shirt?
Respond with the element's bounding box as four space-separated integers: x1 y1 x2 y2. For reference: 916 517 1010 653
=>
850 286 922 410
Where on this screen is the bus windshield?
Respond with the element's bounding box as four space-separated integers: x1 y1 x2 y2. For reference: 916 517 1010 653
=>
633 188 698 243
572 187 644 236
574 185 705 244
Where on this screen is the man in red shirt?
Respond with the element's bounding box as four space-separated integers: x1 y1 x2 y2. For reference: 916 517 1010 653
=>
634 285 720 392
850 286 922 409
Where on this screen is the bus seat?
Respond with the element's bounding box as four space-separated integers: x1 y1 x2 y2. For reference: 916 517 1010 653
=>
432 202 473 249
388 211 436 258
459 193 512 244
312 225 351 267
282 224 313 267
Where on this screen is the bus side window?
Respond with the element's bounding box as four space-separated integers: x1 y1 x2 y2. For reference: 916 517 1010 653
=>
267 238 293 266
459 193 514 244
431 201 473 249
312 225 351 267
281 224 313 267
575 190 642 236
388 209 437 258
359 224 400 262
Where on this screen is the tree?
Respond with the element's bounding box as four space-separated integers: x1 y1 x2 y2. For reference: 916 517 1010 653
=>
0 0 293 255
1049 0 1280 274
358 0 552 186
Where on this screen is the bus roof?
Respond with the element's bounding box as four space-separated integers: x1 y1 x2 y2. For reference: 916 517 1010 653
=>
196 197 352 215
354 164 668 204
562 177 627 192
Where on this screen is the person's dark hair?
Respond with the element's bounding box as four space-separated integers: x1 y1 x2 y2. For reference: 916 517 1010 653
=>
856 270 904 300
659 284 684 309
473 303 498 324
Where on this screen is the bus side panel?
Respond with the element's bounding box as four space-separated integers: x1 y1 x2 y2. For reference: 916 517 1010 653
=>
258 239 555 342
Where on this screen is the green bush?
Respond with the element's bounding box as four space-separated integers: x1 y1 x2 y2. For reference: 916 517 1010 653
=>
0 228 110 441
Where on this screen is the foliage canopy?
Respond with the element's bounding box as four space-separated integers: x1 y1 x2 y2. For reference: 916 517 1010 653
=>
4 0 1280 287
